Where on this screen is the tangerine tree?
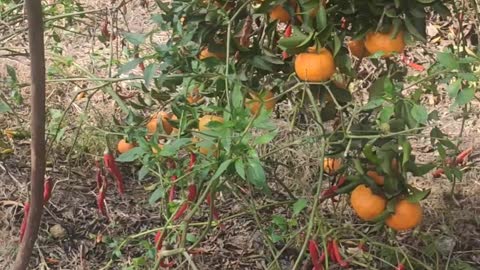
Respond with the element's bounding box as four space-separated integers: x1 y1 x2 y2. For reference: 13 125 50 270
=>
47 0 477 269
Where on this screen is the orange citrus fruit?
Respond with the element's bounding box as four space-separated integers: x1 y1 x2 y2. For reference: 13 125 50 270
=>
245 90 276 115
323 158 341 175
364 29 405 57
366 171 385 186
350 185 387 221
199 47 225 60
386 200 422 231
295 47 335 82
117 139 136 154
147 112 175 135
270 5 290 23
198 115 224 131
348 39 366 59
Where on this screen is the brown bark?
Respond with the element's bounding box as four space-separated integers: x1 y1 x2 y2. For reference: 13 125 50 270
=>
13 0 46 269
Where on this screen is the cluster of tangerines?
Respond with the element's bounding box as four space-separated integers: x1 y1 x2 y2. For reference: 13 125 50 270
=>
118 1 418 232
324 158 423 231
116 90 275 156
268 0 406 82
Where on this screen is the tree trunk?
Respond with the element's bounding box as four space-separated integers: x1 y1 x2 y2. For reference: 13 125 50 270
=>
13 0 46 269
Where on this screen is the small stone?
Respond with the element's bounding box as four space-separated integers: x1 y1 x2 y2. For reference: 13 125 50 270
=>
49 224 66 239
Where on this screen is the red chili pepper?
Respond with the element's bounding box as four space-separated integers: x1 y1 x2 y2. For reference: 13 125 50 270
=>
159 260 175 268
432 168 445 178
95 161 103 189
327 240 337 263
401 54 425 72
104 150 125 195
154 231 164 251
100 19 117 41
187 184 197 201
340 17 347 29
396 263 406 270
97 184 108 217
188 152 196 172
43 177 53 205
206 192 220 220
172 184 197 220
321 176 346 199
284 24 292 37
455 147 473 165
168 175 177 202
308 240 324 270
19 202 30 241
332 239 349 268
173 203 189 221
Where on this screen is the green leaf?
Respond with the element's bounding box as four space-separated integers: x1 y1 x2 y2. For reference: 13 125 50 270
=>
148 186 165 205
447 80 461 97
362 99 384 111
315 4 327 32
0 102 12 113
186 233 198 243
454 88 475 106
378 105 394 123
160 138 192 157
458 72 477 82
406 188 431 203
293 199 307 215
254 131 277 145
118 58 143 75
144 64 156 87
212 159 233 180
411 104 428 124
411 163 435 176
251 56 273 72
404 16 427 42
232 84 243 109
6 65 17 82
123 32 146 45
402 140 412 166
437 52 459 70
138 164 150 181
116 147 145 162
235 158 246 180
245 159 267 188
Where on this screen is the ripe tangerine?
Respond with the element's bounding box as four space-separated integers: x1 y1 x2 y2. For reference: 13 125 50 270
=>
323 158 341 175
350 184 387 221
147 112 176 135
366 171 385 186
245 90 276 115
294 47 336 82
270 5 290 23
364 29 405 57
347 39 366 59
198 115 224 131
117 139 136 154
199 47 225 60
386 199 422 231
